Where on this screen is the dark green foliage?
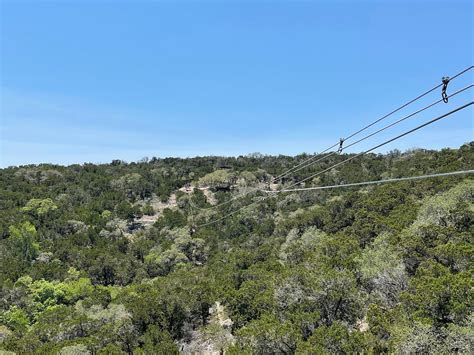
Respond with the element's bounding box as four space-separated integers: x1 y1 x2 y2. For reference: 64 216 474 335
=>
0 143 473 353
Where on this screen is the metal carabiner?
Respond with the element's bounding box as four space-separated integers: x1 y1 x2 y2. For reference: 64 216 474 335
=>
442 76 450 103
338 138 344 154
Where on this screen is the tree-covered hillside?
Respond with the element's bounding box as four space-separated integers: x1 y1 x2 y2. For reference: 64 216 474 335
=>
0 143 473 354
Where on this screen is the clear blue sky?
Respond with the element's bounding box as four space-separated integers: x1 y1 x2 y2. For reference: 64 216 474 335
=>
1 0 472 167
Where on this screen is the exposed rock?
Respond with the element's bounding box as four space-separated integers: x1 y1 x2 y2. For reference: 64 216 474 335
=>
210 301 234 329
61 220 88 235
0 325 13 343
179 301 235 354
134 193 178 228
356 317 369 332
35 252 54 263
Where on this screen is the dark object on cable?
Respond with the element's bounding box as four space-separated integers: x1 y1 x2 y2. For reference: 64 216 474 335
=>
338 138 345 153
442 76 450 103
190 225 197 235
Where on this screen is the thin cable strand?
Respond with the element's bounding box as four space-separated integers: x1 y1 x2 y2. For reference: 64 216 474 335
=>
191 73 474 213
195 102 472 227
278 84 473 179
283 102 473 189
272 65 473 182
263 170 474 193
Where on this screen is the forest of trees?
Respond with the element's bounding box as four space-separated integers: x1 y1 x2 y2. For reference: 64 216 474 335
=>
0 142 473 354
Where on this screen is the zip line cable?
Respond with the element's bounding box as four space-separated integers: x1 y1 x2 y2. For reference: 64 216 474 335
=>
195 196 268 228
188 66 473 223
194 102 473 227
263 170 474 193
191 66 473 215
337 66 472 142
282 101 473 189
189 82 472 213
272 65 473 182
343 85 473 150
197 168 474 228
275 84 473 180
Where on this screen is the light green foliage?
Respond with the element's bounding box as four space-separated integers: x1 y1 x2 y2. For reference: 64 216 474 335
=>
60 278 94 303
65 267 81 281
8 221 40 262
279 227 327 265
29 279 67 312
356 233 407 307
413 180 473 229
144 227 208 276
173 230 207 264
100 210 112 219
4 277 95 324
145 247 188 276
197 169 236 189
399 180 474 275
21 198 58 217
0 306 29 333
237 171 258 187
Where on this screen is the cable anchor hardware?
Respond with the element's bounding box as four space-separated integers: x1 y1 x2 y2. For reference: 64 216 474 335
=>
442 76 450 103
338 138 345 153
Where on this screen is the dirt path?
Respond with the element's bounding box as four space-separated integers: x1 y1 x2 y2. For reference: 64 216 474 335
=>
134 177 275 229
134 193 177 227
